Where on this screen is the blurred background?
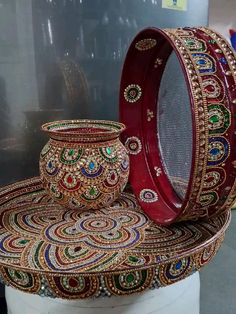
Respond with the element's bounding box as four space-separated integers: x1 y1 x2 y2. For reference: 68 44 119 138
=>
0 0 208 186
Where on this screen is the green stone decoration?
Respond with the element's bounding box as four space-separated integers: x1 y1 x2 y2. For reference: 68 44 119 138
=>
99 147 118 163
89 187 96 196
199 191 219 206
128 256 139 263
68 149 74 156
208 104 230 134
115 270 148 290
210 115 220 123
19 240 29 245
60 148 82 165
82 186 101 202
106 147 112 155
208 39 216 44
184 37 206 52
126 273 135 283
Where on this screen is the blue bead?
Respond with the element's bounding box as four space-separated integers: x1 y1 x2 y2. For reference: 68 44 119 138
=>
219 57 227 64
197 59 206 65
210 148 220 155
48 161 52 168
175 261 182 270
89 161 95 170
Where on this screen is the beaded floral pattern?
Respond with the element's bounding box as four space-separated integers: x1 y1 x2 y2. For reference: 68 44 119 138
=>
0 178 230 299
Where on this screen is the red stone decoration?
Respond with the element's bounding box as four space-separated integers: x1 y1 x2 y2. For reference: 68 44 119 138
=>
120 27 236 225
39 120 129 210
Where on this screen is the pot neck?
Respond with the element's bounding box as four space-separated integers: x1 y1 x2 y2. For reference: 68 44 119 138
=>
49 134 120 144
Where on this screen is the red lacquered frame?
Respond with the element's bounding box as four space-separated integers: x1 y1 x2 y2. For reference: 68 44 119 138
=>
120 27 236 225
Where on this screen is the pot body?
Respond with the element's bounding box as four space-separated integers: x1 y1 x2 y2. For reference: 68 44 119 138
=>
39 137 129 210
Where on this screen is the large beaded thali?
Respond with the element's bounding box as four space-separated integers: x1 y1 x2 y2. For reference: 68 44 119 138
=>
0 177 230 299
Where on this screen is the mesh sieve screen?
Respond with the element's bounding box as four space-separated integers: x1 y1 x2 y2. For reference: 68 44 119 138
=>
158 52 192 200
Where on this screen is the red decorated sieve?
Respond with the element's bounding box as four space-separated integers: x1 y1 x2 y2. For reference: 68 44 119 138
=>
120 27 236 225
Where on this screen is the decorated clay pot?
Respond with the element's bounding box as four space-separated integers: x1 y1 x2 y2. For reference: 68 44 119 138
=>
39 120 129 210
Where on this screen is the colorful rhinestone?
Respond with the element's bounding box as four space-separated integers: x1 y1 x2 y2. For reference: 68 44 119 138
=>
208 137 229 166
183 37 206 52
0 177 229 299
192 53 216 73
39 120 129 210
207 104 230 134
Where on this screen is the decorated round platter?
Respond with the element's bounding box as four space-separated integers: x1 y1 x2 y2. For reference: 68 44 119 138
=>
120 27 236 225
0 177 230 299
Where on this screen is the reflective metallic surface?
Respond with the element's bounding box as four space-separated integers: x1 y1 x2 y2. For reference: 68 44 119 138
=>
0 0 208 187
